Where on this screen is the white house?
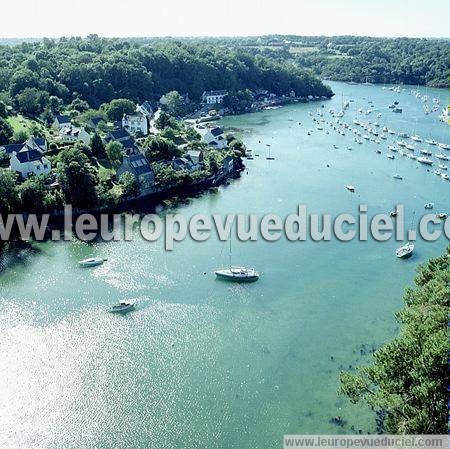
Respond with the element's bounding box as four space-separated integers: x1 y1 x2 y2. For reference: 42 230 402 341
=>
10 149 51 179
58 125 91 145
201 90 228 105
122 111 148 135
194 124 227 149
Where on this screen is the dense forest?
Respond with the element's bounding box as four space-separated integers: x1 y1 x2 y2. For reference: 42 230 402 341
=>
140 35 448 88
0 35 332 118
340 248 449 433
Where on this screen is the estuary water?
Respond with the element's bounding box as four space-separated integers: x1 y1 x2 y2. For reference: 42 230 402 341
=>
0 82 448 448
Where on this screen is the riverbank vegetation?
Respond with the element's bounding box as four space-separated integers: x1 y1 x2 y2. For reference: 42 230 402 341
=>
340 248 450 433
0 35 332 120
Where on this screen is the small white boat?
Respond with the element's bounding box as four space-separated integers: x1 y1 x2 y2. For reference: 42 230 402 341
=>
405 144 415 151
397 140 407 147
420 149 432 156
441 173 449 181
215 267 260 282
109 300 135 314
417 157 433 165
436 213 448 219
393 174 403 180
78 257 106 268
425 139 437 145
438 164 448 171
345 185 355 192
411 135 422 142
424 203 434 210
436 154 450 161
438 143 450 150
387 154 395 160
396 242 414 259
388 145 398 152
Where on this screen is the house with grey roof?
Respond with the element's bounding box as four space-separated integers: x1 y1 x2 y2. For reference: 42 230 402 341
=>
105 129 139 155
1 136 47 156
137 101 153 118
194 124 227 149
58 125 91 145
52 115 71 129
87 116 106 129
10 149 51 179
186 149 204 170
116 154 155 194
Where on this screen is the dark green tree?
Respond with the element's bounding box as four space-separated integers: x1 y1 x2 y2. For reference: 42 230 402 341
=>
340 249 450 433
0 118 13 145
142 135 180 162
105 141 124 167
103 99 136 121
90 133 105 158
56 147 98 208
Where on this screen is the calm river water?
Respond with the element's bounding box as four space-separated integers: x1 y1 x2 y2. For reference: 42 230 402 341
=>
0 82 448 448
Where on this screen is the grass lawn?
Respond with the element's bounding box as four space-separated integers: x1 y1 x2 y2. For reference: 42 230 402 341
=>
7 114 48 137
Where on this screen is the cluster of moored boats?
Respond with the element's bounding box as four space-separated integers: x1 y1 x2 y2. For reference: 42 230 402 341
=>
308 97 449 260
308 103 450 183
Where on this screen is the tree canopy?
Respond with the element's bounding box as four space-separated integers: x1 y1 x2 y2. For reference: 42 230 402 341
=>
340 249 450 433
0 36 333 120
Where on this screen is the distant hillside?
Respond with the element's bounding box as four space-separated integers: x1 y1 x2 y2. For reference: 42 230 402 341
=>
229 35 449 88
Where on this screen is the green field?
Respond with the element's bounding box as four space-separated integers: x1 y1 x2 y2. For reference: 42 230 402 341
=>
7 115 47 137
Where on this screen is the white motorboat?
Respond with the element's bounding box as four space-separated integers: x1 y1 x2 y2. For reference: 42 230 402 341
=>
420 149 432 156
78 257 106 268
417 157 433 165
388 145 398 152
424 203 434 210
438 143 450 150
387 154 395 160
441 173 449 181
345 185 355 192
396 242 414 259
436 213 448 219
109 300 135 313
393 174 403 180
397 140 407 147
425 139 437 145
405 144 415 151
411 135 422 142
438 164 448 171
215 267 259 282
436 153 450 161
